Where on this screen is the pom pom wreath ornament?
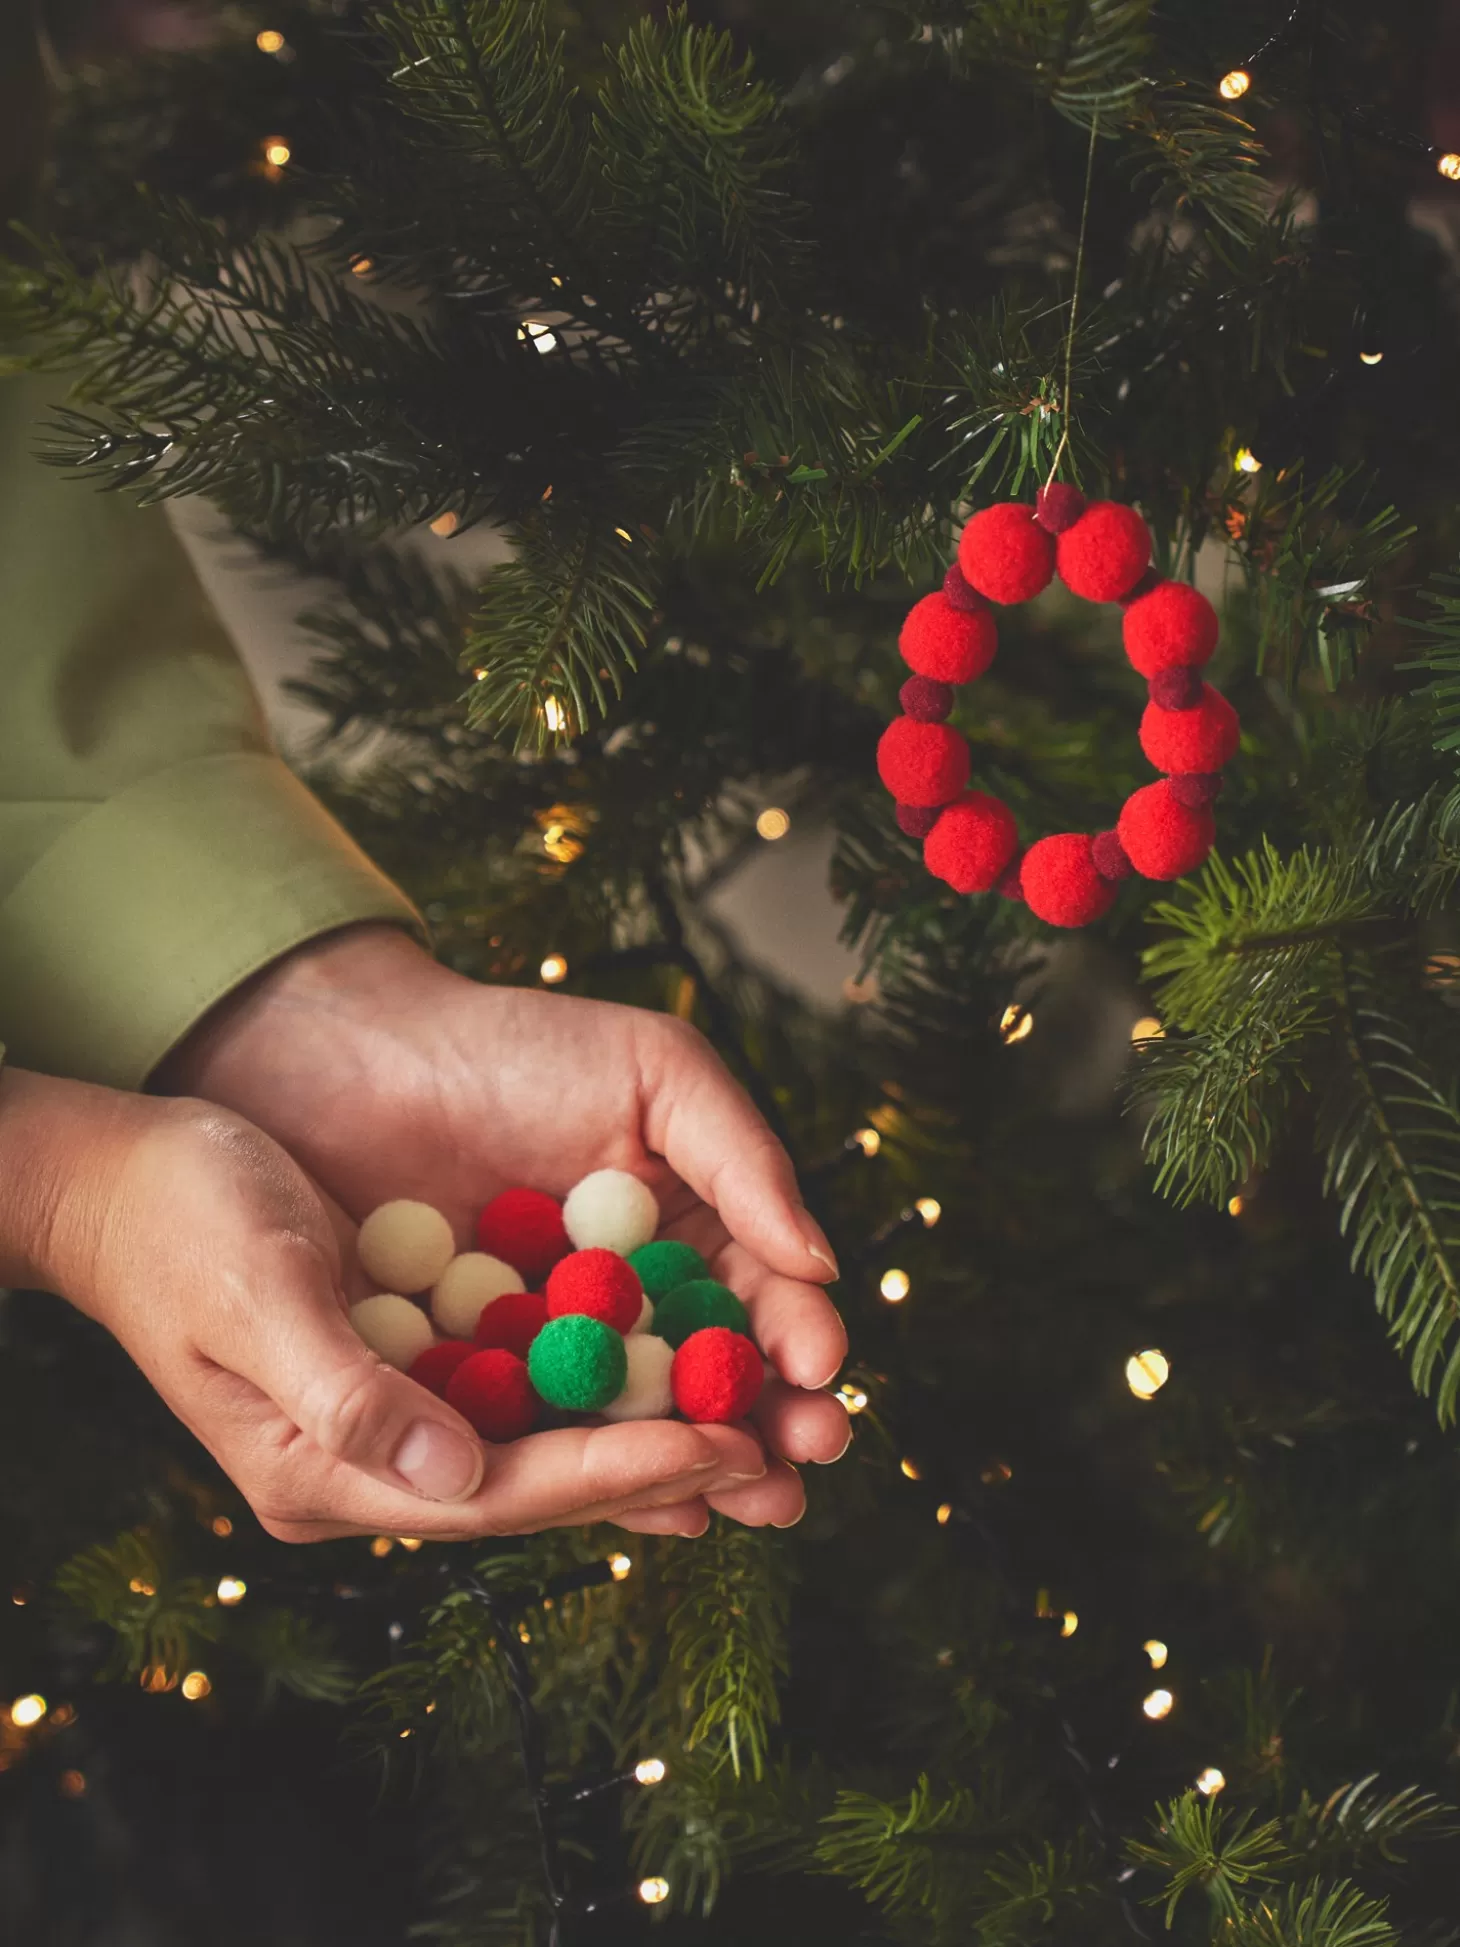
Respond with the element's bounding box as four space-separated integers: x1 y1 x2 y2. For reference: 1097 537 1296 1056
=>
562 1170 659 1256
446 1349 538 1442
898 592 997 683
628 1239 708 1300
357 1201 455 1294
350 1294 435 1372
671 1327 764 1424
1122 580 1219 677
473 1287 550 1358
528 1313 628 1412
924 793 1019 895
1020 834 1118 929
1055 500 1151 602
409 1338 476 1399
652 1278 750 1350
546 1248 643 1335
1139 685 1240 775
475 1188 569 1284
1117 781 1216 880
876 717 971 808
599 1333 676 1423
431 1253 525 1339
957 503 1055 605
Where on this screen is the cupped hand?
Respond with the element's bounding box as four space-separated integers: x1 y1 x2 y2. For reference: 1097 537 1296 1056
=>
158 925 852 1532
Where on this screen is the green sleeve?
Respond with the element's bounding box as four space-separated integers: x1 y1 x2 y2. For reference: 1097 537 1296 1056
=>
0 373 421 1088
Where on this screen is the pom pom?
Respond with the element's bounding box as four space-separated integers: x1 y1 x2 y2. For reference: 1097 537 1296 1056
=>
446 1349 538 1442
358 1201 455 1294
431 1253 525 1339
1122 580 1219 677
957 503 1056 605
876 717 971 807
1091 830 1134 881
671 1327 764 1424
652 1278 750 1350
899 675 954 722
528 1313 628 1412
924 792 1019 895
409 1338 476 1399
562 1169 659 1255
899 592 997 684
1139 685 1240 775
350 1294 435 1372
475 1188 570 1284
1169 772 1223 809
942 563 987 612
1055 501 1151 602
599 1333 676 1423
1117 781 1215 880
996 855 1025 900
473 1287 550 1358
897 804 941 838
1020 834 1117 928
546 1248 643 1335
1034 482 1086 533
628 1239 708 1300
1149 667 1204 711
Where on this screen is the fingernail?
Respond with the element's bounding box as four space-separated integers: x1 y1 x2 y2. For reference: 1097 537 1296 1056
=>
393 1421 483 1502
795 1208 839 1279
771 1507 806 1529
816 1426 854 1465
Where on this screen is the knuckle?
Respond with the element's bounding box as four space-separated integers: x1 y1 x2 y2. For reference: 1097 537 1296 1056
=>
297 1361 390 1466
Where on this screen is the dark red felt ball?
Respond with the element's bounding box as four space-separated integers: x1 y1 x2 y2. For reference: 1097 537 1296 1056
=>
924 792 1019 894
670 1327 764 1424
474 1287 550 1359
996 855 1025 900
446 1348 539 1442
897 804 941 838
1139 685 1240 775
476 1188 570 1285
1117 781 1216 880
1020 833 1117 928
545 1248 642 1335
1034 482 1087 533
409 1339 475 1400
957 503 1056 605
899 592 997 683
942 562 987 612
900 675 954 722
1169 772 1223 809
876 717 971 807
1122 579 1219 677
1091 830 1134 881
1055 501 1152 602
1149 667 1204 711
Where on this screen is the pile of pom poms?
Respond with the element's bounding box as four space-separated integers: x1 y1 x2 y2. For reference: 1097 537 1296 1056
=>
876 484 1239 927
345 1172 764 1443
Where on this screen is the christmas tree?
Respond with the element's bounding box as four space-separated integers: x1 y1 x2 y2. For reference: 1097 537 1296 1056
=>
8 1 1460 1941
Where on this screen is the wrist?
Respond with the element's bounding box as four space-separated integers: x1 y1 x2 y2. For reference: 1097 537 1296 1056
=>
0 1068 143 1295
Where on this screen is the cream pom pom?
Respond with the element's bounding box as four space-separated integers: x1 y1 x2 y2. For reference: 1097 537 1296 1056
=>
599 1331 675 1422
431 1253 525 1339
358 1200 456 1293
629 1291 655 1334
562 1170 659 1255
350 1294 435 1372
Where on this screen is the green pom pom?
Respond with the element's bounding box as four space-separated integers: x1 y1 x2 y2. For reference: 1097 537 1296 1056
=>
628 1239 708 1300
652 1279 749 1350
528 1314 628 1411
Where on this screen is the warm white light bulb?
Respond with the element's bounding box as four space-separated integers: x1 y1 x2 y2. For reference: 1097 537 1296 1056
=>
999 1004 1034 1044
1219 68 1251 100
518 319 558 354
263 137 291 168
10 1695 46 1728
1125 1349 1170 1399
638 1876 670 1905
1143 1639 1169 1669
915 1196 941 1226
634 1758 667 1786
1130 1015 1163 1042
1438 152 1460 182
608 1553 633 1582
835 1383 869 1414
217 1576 247 1606
1060 1611 1079 1638
1235 447 1262 474
540 953 569 985
935 1502 953 1525
1142 1687 1175 1721
755 807 791 840
544 696 568 733
880 1268 910 1303
181 1671 212 1702
256 29 286 54
852 1126 881 1156
1196 1765 1226 1796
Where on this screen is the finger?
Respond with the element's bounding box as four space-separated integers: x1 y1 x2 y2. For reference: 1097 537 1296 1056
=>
705 1239 848 1392
704 1456 805 1528
751 1375 852 1465
611 1499 711 1537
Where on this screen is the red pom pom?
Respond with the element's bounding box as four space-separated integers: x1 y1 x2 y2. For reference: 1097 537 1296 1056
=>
1020 834 1117 927
899 592 997 683
671 1327 764 1424
899 675 954 722
876 717 971 807
957 504 1056 605
1139 685 1239 775
1090 830 1134 881
476 1188 570 1285
1169 772 1223 809
545 1249 641 1335
1122 580 1219 677
1117 781 1215 880
942 563 987 612
924 792 1019 894
474 1287 550 1358
1055 501 1151 602
1149 667 1203 711
897 804 941 838
1034 482 1087 533
409 1339 475 1399
446 1348 539 1442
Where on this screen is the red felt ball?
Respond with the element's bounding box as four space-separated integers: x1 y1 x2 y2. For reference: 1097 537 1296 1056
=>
409 1339 475 1399
924 792 1019 894
1117 781 1215 880
474 1287 550 1358
476 1188 570 1285
1122 580 1219 678
1090 830 1134 881
545 1249 642 1335
1020 833 1118 928
897 804 941 838
876 717 971 807
899 592 997 683
670 1327 764 1424
899 675 954 722
1139 684 1240 775
1055 501 1151 602
1034 482 1087 533
446 1348 539 1442
957 503 1056 605
1149 667 1204 711
942 562 986 612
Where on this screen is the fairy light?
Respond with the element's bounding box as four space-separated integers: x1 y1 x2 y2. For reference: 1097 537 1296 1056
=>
350 256 374 278
915 1196 942 1226
1196 1766 1227 1796
181 1671 212 1702
1359 350 1384 366
540 953 569 985
217 1576 247 1606
10 1695 46 1728
880 1267 910 1303
128 1578 156 1597
999 1003 1034 1044
544 697 568 733
1142 1687 1175 1720
210 1516 233 1538
755 807 791 840
256 29 286 53
900 1456 922 1480
50 1706 75 1728
1228 1195 1245 1216
851 1126 881 1157
637 1877 670 1906
634 1758 667 1785
608 1553 633 1582
836 1382 869 1414
429 511 459 537
1060 1611 1079 1638
1130 1015 1164 1041
518 320 558 353
1235 447 1262 474
614 525 634 544
262 137 292 168
1218 69 1251 100
1125 1349 1170 1399
936 1501 953 1525
1438 153 1460 181
398 1538 423 1553
59 1771 86 1798
370 1537 394 1558
1144 1639 1169 1669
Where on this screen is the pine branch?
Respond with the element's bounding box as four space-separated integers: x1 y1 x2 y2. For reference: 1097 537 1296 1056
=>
55 1529 220 1684
1290 1776 1460 1873
1125 1793 1286 1926
664 1521 790 1782
1224 1879 1399 1947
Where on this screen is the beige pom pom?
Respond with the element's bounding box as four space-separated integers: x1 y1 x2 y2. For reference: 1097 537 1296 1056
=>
350 1294 435 1372
358 1200 456 1293
563 1169 659 1255
599 1332 674 1422
431 1253 525 1339
629 1291 655 1334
